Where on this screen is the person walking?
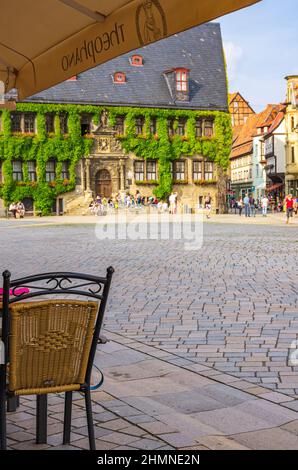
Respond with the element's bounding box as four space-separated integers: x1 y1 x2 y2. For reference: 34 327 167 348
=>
243 194 250 217
135 190 142 208
294 195 298 215
238 197 243 216
169 192 177 214
261 194 269 217
284 194 294 224
204 194 212 219
249 195 256 217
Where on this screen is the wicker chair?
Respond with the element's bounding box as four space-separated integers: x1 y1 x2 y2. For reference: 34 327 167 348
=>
0 267 114 450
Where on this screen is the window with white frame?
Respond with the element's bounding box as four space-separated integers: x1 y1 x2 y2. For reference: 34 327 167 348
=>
62 161 70 180
46 159 56 182
193 161 202 180
11 113 22 132
146 161 157 180
204 161 214 180
204 120 214 138
172 160 185 181
24 113 35 133
134 161 144 181
195 119 202 138
28 161 37 181
12 161 23 181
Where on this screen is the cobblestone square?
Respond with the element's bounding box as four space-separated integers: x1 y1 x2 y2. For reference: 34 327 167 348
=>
1 216 297 396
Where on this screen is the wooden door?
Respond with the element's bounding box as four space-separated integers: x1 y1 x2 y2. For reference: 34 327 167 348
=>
95 169 112 198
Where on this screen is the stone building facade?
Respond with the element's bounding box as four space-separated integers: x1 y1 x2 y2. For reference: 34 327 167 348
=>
285 75 298 195
0 23 231 215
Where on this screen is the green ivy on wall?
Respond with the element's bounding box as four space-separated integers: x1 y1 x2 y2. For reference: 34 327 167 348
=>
0 104 95 214
109 107 232 199
0 102 232 213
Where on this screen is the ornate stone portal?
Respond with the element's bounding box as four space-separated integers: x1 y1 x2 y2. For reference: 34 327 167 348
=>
81 110 127 199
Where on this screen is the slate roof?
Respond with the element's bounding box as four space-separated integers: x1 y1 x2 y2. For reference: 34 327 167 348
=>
25 23 228 112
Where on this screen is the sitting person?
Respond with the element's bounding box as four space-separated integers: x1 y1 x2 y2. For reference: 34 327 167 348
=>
9 202 17 218
16 201 25 218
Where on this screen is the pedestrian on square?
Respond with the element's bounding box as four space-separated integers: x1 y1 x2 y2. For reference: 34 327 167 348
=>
284 194 294 224
169 192 177 214
238 197 243 216
162 201 168 213
243 193 250 217
204 194 212 219
249 195 256 217
294 195 298 215
261 194 269 217
135 190 142 208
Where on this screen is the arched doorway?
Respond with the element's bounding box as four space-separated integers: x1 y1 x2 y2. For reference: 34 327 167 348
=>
95 169 112 198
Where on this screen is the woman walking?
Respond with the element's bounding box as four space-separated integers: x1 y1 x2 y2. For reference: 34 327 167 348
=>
284 194 294 224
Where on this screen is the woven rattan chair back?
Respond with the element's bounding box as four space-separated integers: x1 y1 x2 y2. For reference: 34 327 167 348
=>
0 267 114 450
9 300 98 396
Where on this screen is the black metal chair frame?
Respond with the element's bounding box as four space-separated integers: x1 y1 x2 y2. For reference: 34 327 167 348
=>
0 267 114 450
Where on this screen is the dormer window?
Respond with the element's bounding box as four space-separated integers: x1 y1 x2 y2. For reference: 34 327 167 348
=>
130 55 143 67
113 72 126 84
175 68 189 92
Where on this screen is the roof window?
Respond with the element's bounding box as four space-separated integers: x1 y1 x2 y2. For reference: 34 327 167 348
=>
130 55 143 66
113 72 126 84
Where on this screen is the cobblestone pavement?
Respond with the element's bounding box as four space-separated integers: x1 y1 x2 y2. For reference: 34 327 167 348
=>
5 335 298 450
1 218 298 398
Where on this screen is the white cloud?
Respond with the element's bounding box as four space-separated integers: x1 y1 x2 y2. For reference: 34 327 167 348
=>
223 41 243 81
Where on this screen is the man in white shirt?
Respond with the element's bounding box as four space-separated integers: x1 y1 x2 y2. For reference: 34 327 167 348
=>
261 195 269 217
169 192 177 214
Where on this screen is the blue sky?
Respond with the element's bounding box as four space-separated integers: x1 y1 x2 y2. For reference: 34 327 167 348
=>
217 0 298 112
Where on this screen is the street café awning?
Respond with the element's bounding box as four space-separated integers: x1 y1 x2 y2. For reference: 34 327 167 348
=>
266 183 284 192
0 0 261 100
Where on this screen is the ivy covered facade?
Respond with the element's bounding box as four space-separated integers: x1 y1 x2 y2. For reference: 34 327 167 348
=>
0 23 232 215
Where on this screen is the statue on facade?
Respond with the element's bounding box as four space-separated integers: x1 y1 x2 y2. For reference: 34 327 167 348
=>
100 109 109 128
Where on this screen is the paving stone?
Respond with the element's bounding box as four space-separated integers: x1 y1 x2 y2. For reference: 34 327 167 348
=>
198 435 250 450
8 431 36 442
259 392 295 404
281 420 298 435
282 401 298 412
96 431 145 446
192 402 291 435
73 438 118 450
232 428 298 450
138 421 178 435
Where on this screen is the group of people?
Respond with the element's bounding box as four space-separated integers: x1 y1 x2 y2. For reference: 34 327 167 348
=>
89 191 182 215
89 191 152 215
8 201 25 219
236 194 268 217
89 195 120 215
230 193 297 223
88 191 215 217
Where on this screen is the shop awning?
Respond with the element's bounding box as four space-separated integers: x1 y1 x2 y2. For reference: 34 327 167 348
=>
0 0 261 100
266 183 284 192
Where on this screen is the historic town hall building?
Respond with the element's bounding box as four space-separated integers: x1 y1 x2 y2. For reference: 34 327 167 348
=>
0 23 231 215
